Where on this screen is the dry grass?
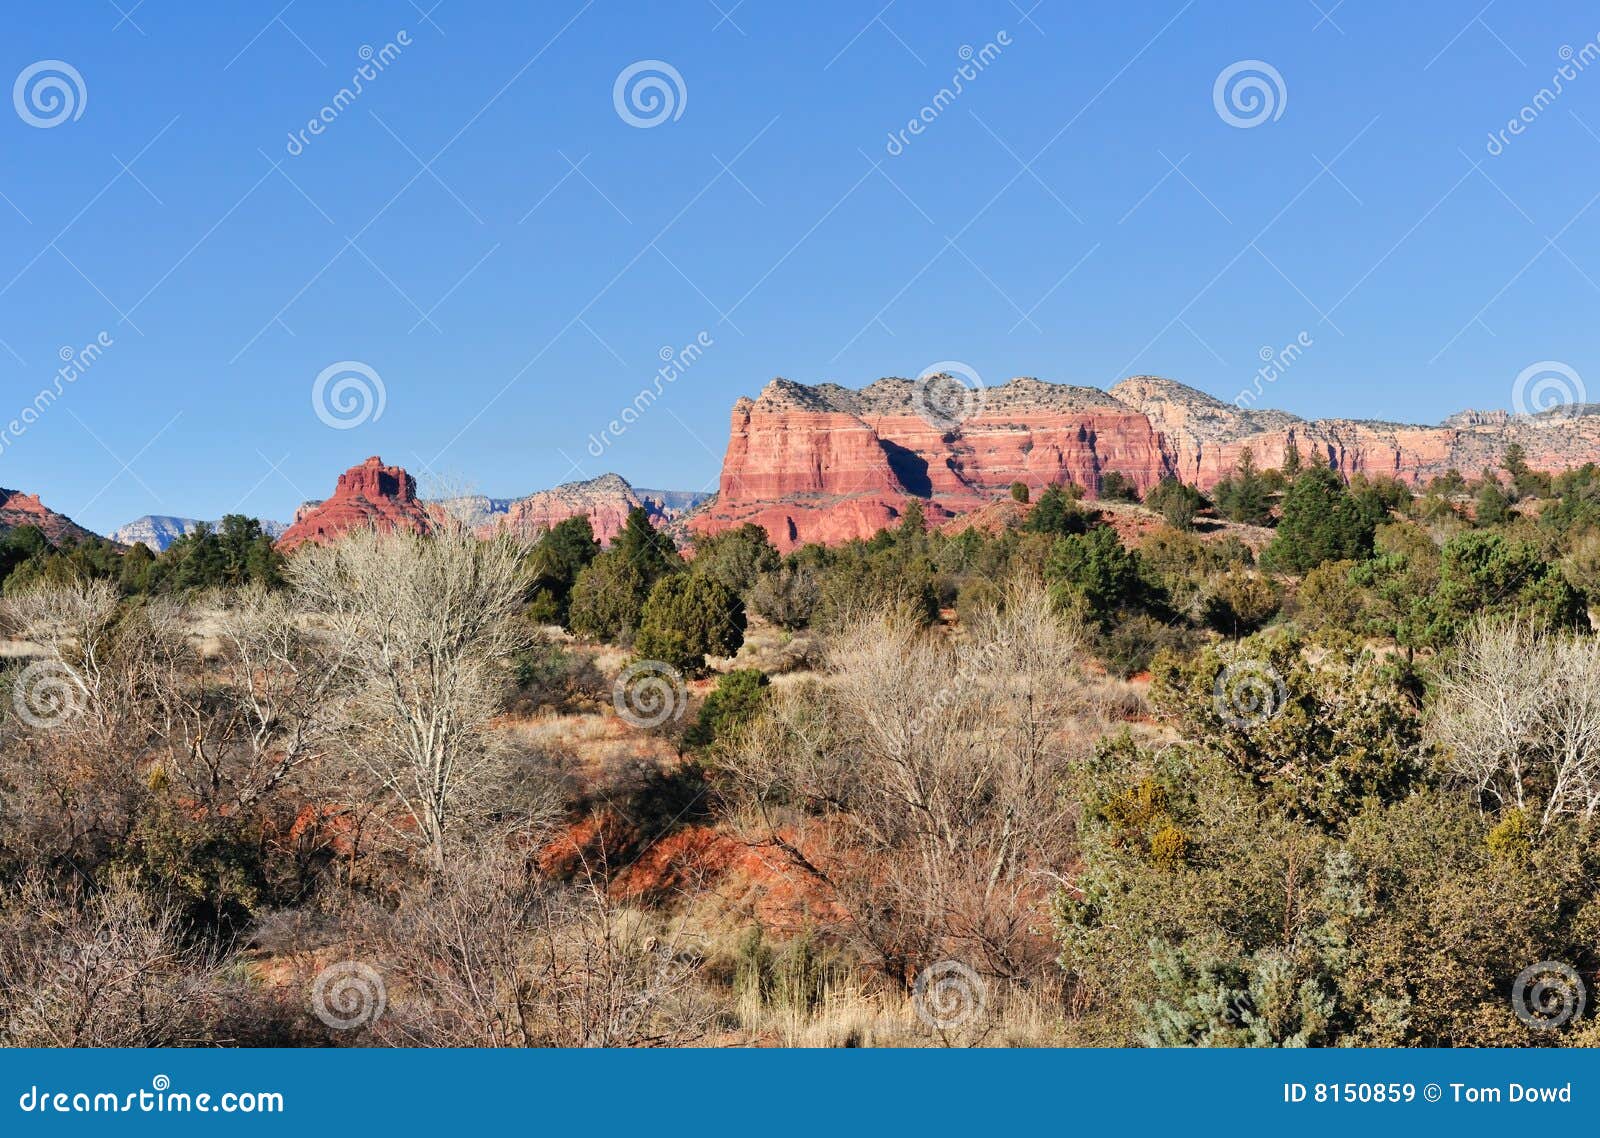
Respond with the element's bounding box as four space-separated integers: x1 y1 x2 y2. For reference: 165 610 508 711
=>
732 979 1072 1048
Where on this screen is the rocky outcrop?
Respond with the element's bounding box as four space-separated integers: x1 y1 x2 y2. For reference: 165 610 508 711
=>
112 514 287 552
0 489 98 546
465 473 705 545
692 374 1600 550
695 377 1170 549
275 456 433 551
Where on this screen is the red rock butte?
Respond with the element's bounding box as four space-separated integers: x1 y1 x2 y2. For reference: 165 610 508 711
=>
687 374 1600 551
275 456 432 551
0 488 97 546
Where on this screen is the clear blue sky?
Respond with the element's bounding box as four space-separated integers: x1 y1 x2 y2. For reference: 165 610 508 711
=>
5 0 1600 533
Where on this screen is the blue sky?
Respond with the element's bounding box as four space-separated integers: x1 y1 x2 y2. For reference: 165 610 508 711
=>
4 0 1600 533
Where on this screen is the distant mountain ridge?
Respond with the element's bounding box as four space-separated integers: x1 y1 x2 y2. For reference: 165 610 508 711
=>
111 515 288 552
274 462 711 550
443 473 708 545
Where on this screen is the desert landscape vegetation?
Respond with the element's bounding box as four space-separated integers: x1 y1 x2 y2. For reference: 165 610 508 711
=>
4 373 1600 1047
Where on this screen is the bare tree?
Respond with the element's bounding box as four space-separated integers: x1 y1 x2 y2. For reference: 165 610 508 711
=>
1431 617 1600 830
149 586 350 816
724 579 1091 986
0 872 190 1046
288 527 533 868
344 845 712 1047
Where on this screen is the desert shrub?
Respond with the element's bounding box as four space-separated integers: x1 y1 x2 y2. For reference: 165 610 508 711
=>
1097 471 1140 502
691 524 780 596
567 551 651 642
1144 477 1205 530
511 638 608 713
1293 559 1364 630
1201 566 1280 636
1151 631 1422 830
1096 614 1191 679
724 581 1089 986
635 573 746 676
686 669 770 750
1420 530 1588 645
750 561 820 629
814 548 939 630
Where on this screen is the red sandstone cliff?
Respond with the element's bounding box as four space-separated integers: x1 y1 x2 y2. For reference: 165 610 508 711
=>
276 456 433 551
691 375 1600 551
0 489 98 546
695 377 1171 549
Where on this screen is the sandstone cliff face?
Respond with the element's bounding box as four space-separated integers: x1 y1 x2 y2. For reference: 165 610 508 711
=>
276 456 433 551
699 377 1171 549
0 489 98 546
691 374 1600 551
457 474 707 545
479 473 646 545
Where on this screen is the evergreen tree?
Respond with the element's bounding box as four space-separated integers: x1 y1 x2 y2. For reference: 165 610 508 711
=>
634 572 746 675
1474 476 1512 527
611 506 681 582
1144 477 1205 531
1047 525 1151 627
1211 449 1273 525
527 515 599 622
1026 483 1094 537
1262 467 1380 573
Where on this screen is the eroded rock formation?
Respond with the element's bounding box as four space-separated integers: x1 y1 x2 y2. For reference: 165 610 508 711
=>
691 375 1600 550
275 456 433 551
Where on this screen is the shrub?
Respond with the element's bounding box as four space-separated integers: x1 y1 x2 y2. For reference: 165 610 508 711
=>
691 524 779 596
1047 525 1153 629
1098 471 1140 503
1025 484 1094 537
1202 566 1280 636
750 561 820 629
685 668 769 749
567 551 650 642
1262 467 1385 573
635 573 746 675
1144 477 1205 530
